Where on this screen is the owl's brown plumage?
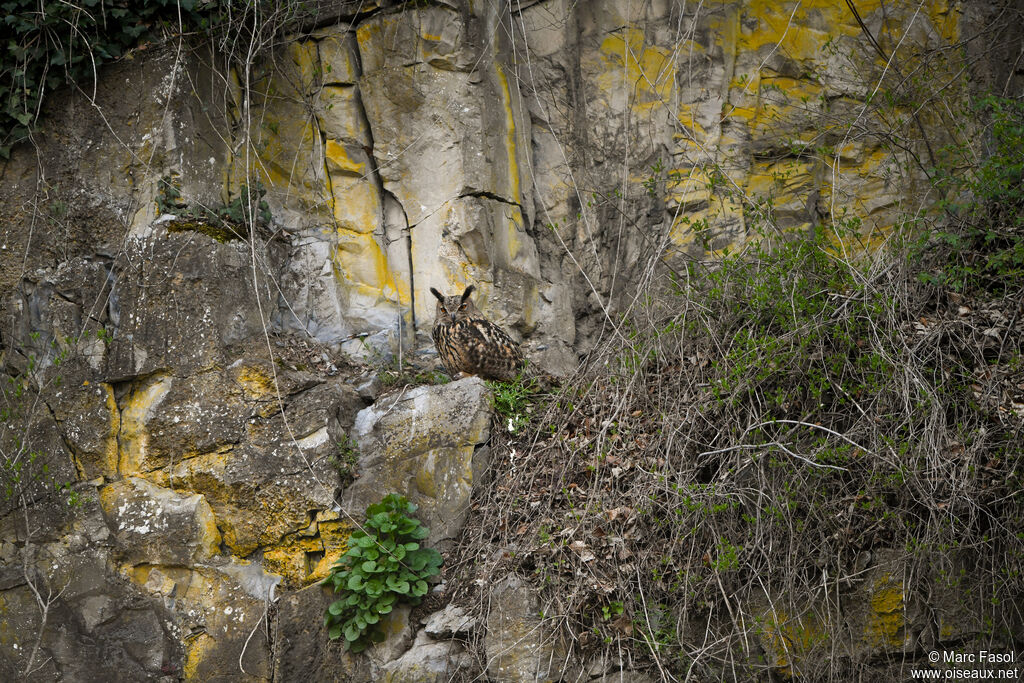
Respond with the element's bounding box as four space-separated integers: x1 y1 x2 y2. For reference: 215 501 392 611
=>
429 285 525 381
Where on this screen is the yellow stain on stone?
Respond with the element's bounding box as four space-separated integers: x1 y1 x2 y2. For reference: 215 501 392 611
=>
237 365 275 400
739 0 882 55
669 191 746 253
723 99 758 124
325 138 369 176
311 519 351 582
331 230 405 305
595 27 674 111
261 517 352 585
354 18 384 73
866 573 905 647
675 103 708 140
183 632 216 681
328 176 382 236
746 160 817 205
117 373 172 476
666 167 714 211
195 500 223 562
415 453 439 499
494 65 522 206
284 40 320 94
928 0 961 44
316 36 359 84
499 205 527 265
318 517 351 546
263 536 324 583
102 383 120 476
757 608 827 676
253 116 320 193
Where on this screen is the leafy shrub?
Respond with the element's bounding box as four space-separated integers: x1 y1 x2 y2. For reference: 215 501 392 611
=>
920 96 1024 293
323 494 442 652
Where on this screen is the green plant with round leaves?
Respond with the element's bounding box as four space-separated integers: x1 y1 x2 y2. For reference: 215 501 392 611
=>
323 494 442 652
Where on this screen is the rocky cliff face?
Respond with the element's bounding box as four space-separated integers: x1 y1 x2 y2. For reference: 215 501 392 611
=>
0 0 1018 680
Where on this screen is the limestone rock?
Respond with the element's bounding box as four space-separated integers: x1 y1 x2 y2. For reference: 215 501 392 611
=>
129 560 278 680
423 604 476 639
380 631 476 683
105 227 280 380
485 573 569 682
0 506 183 681
273 583 373 683
99 477 220 565
344 376 492 543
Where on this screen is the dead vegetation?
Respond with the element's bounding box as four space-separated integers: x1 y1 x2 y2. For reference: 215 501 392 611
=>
444 87 1024 677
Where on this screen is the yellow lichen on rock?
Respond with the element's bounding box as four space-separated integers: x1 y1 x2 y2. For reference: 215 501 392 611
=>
755 607 827 676
331 230 405 305
494 65 523 206
262 536 325 584
117 373 172 475
99 382 120 478
746 159 818 232
262 516 351 586
183 632 216 681
596 28 674 110
866 573 906 647
236 365 275 400
280 40 320 96
325 138 371 177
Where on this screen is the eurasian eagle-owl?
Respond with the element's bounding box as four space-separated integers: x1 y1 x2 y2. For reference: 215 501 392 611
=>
429 285 524 381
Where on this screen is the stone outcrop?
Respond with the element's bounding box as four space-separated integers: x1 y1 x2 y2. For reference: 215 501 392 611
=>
344 376 492 544
0 0 1018 680
485 574 569 683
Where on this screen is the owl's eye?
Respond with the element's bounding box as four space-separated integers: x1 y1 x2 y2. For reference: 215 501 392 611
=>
459 304 466 310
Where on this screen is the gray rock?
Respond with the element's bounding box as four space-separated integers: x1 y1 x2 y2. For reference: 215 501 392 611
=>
485 574 570 683
356 373 383 401
98 477 220 565
273 583 373 683
380 631 476 683
423 604 477 639
344 377 492 543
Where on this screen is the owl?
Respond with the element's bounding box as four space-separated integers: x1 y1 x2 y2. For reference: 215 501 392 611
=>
429 285 525 381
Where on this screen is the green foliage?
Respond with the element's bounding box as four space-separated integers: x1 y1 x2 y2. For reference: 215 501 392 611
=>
323 494 442 652
328 434 359 489
487 373 540 434
919 96 1024 293
474 127 1024 673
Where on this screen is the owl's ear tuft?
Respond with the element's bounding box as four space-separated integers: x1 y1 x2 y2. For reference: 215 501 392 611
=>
429 287 445 302
461 285 476 302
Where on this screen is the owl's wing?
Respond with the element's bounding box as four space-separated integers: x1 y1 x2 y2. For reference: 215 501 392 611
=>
454 318 524 381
